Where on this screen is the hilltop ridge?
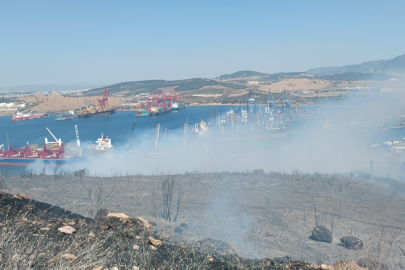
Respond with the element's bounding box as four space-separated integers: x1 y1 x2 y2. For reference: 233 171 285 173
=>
307 53 405 77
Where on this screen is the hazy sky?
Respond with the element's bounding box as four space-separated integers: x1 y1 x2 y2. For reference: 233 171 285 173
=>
1 0 404 87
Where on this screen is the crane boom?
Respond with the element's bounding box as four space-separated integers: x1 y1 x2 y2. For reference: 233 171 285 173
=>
46 127 62 145
98 86 110 109
75 125 80 147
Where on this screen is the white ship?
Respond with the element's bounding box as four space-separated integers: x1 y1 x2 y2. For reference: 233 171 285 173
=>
95 134 113 151
191 120 208 136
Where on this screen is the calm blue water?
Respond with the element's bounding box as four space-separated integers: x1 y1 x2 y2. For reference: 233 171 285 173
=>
1 105 404 149
0 106 232 148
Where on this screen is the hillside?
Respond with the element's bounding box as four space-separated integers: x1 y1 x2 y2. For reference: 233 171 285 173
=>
318 72 396 81
307 53 405 77
218 70 270 80
1 170 401 269
83 78 247 97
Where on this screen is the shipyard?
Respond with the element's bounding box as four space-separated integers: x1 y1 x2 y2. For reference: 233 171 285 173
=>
1 1 405 269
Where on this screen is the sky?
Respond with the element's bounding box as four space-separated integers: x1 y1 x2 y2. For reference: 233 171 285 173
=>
0 0 404 87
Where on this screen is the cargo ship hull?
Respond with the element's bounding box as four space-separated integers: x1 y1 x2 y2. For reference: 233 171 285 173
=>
12 113 46 121
77 109 115 118
134 109 150 116
0 157 83 167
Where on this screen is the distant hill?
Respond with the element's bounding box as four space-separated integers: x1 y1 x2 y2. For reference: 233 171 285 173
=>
374 53 405 75
82 54 405 97
217 71 314 81
83 78 246 97
0 84 103 93
261 72 314 81
318 72 396 81
218 71 269 80
307 53 405 77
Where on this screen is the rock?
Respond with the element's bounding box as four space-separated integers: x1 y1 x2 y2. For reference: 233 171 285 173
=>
135 217 153 231
274 255 295 264
67 221 76 226
358 257 389 270
58 226 76 235
133 266 140 270
149 236 163 246
320 264 333 270
174 226 183 234
180 222 188 228
133 244 140 251
150 245 157 251
180 244 186 249
310 226 332 243
17 193 30 200
110 267 118 270
95 209 110 220
107 212 129 221
40 227 51 231
208 256 214 263
135 235 141 239
77 219 87 226
160 234 170 241
91 266 104 270
37 253 46 258
332 261 366 270
340 236 363 250
12 195 22 200
61 253 77 261
88 232 95 238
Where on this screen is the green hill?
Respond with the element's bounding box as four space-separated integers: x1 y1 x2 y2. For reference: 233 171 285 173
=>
218 70 269 80
83 78 246 97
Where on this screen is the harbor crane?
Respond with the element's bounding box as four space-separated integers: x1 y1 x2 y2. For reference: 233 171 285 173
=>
147 90 186 110
282 90 292 114
98 86 110 109
267 90 275 115
246 90 256 119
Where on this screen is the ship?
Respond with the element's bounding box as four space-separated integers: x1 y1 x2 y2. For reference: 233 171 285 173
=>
77 108 115 118
0 127 81 166
150 106 171 115
171 102 185 110
95 134 113 151
191 120 208 136
12 110 46 121
55 110 77 121
84 133 114 153
134 109 150 116
76 86 115 118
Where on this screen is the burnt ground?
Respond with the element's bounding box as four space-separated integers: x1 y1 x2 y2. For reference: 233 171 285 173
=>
0 192 323 270
1 170 405 269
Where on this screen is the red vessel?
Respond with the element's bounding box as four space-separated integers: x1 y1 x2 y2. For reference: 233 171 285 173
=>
0 128 82 166
12 111 46 121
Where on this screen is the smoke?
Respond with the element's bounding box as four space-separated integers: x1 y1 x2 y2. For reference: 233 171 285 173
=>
60 88 404 178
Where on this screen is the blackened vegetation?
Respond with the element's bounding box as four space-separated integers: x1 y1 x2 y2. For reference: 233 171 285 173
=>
0 192 317 269
161 176 184 222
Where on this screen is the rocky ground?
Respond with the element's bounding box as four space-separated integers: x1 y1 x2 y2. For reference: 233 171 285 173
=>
0 191 341 269
1 170 404 269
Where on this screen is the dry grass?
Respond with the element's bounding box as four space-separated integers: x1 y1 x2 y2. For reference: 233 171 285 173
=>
1 170 404 269
0 191 319 269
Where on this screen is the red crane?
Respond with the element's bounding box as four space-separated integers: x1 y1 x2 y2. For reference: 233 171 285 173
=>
97 86 110 109
146 90 187 110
